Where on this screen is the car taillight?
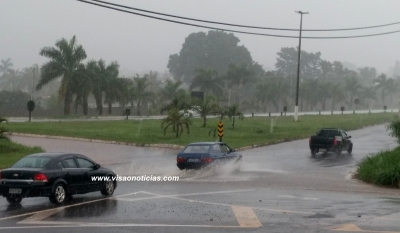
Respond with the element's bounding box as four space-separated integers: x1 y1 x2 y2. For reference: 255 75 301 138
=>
0 171 2 180
177 158 186 163
33 173 48 182
201 157 213 163
309 138 312 143
333 138 337 145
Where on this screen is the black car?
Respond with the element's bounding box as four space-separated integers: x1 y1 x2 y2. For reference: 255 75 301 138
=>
309 128 353 156
176 142 242 170
0 153 117 205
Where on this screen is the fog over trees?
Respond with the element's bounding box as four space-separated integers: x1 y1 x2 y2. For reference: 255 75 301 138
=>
0 31 399 117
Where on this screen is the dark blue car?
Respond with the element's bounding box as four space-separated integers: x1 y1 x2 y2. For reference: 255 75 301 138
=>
176 142 242 170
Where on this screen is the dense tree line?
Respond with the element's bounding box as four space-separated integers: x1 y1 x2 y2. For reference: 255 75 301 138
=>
1 31 399 118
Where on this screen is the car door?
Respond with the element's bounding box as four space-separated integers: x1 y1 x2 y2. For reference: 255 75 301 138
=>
61 157 84 194
211 144 225 162
75 157 100 193
221 143 235 160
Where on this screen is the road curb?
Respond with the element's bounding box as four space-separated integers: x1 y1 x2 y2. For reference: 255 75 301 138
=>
8 132 185 150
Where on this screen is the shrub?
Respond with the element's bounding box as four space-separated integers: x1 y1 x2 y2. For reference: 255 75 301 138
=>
0 116 9 140
386 120 400 144
356 147 400 187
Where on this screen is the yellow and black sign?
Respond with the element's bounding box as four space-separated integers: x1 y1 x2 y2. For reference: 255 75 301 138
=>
217 121 224 138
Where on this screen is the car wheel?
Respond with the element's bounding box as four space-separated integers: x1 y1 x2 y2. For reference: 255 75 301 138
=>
6 195 22 204
347 144 353 154
49 183 66 204
101 180 115 196
311 148 317 156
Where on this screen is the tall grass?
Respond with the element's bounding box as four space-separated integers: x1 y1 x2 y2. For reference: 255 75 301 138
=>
356 147 400 187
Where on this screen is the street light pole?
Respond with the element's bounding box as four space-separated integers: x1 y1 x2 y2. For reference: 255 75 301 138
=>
294 11 308 122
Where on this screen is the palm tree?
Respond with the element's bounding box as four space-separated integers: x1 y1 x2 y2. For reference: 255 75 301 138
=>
161 79 184 103
194 95 219 127
0 59 13 77
1 69 21 91
131 75 154 116
386 79 398 108
224 64 255 107
254 78 270 113
103 62 121 115
360 86 376 110
36 36 87 115
161 108 192 138
344 76 361 109
374 74 392 106
226 104 244 129
160 90 191 114
190 68 223 97
71 64 92 115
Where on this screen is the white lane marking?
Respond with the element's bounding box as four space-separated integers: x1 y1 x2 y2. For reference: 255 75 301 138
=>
19 207 65 223
143 191 313 215
0 191 142 221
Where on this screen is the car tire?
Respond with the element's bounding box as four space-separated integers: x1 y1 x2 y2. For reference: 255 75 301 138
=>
311 148 317 156
347 144 353 154
101 179 115 196
6 195 22 204
49 183 66 204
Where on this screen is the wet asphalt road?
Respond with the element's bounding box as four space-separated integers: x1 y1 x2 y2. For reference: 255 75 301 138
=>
1 124 400 232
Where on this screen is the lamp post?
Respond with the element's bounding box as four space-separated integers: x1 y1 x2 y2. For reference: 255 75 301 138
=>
294 11 308 122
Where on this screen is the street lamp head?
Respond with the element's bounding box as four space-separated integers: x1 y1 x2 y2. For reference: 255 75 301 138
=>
295 11 309 14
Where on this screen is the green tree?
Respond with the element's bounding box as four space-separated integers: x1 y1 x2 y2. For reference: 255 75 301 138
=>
275 47 322 79
360 86 376 110
374 74 392 106
0 116 8 140
161 79 183 101
131 75 154 116
36 36 87 115
161 108 192 138
224 64 255 107
358 67 377 83
329 83 346 111
194 95 219 128
71 64 92 115
160 90 191 114
190 68 223 97
168 30 257 84
344 76 361 109
226 104 244 129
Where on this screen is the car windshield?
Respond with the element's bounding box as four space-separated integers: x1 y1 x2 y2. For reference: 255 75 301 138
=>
12 157 51 168
182 145 210 153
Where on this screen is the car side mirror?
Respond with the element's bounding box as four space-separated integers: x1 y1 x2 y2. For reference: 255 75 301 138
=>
348 136 351 138
94 164 101 170
230 149 235 152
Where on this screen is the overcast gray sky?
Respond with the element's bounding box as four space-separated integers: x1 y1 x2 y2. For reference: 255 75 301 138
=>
1 0 400 77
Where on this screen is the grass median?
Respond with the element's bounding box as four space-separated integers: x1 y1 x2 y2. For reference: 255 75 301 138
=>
5 113 397 149
0 140 44 169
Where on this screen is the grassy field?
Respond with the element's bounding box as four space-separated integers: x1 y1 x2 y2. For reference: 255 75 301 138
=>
0 140 44 169
356 146 400 188
4 113 397 149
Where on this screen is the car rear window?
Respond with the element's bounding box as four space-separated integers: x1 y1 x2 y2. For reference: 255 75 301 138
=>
12 157 51 168
182 145 210 153
317 130 340 137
